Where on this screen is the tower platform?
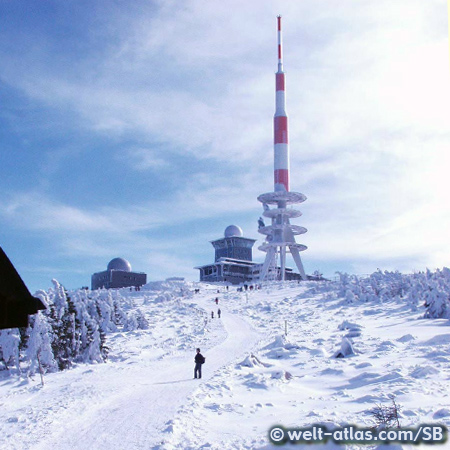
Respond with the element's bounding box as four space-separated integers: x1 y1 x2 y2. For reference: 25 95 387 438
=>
257 191 307 205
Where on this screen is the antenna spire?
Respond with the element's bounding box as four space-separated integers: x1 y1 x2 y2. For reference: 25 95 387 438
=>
274 15 288 192
277 15 283 72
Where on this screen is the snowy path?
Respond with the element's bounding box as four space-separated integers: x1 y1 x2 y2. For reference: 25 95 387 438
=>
26 295 260 450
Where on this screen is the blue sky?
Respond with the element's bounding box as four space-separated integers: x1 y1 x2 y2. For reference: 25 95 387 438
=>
1 0 449 293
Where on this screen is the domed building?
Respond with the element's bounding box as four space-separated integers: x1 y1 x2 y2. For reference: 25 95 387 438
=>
91 258 147 290
195 226 259 284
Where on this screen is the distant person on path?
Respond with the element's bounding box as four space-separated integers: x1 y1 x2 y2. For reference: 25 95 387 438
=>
194 348 205 379
215 297 219 305
218 308 221 318
211 311 214 319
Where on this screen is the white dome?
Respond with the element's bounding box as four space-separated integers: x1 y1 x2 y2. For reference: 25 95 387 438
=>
107 258 132 272
224 225 243 238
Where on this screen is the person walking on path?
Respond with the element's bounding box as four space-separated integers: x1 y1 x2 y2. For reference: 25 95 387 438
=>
215 297 219 305
217 308 221 318
194 348 205 379
211 311 214 319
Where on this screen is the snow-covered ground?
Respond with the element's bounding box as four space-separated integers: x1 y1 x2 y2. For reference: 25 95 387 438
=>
1 279 450 449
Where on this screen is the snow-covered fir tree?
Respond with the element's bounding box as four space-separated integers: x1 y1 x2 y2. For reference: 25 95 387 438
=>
26 312 58 375
0 328 21 373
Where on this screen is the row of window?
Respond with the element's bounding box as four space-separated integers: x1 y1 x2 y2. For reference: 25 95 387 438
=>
115 275 140 280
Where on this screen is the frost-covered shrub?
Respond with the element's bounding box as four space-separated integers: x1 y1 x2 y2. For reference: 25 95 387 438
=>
334 337 356 358
123 309 149 331
135 309 149 330
334 268 450 318
422 269 450 319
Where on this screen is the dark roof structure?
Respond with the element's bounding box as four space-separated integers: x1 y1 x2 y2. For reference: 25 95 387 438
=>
0 247 46 329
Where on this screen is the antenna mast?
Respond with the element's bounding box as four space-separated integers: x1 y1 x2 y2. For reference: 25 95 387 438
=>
257 16 308 282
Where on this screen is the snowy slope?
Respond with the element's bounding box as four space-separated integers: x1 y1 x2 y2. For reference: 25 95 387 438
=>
163 282 450 449
1 279 450 450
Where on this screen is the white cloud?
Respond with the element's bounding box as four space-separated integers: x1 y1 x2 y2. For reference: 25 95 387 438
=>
117 147 170 171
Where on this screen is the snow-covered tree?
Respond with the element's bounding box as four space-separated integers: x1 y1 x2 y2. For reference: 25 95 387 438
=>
47 280 77 370
124 309 148 331
0 328 21 373
135 309 149 330
424 283 450 319
26 312 57 375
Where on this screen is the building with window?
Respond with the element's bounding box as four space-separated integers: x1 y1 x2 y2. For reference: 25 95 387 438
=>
91 258 147 290
195 225 260 285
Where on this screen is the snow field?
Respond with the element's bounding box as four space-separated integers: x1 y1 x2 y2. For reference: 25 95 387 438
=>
1 276 450 450
161 282 450 449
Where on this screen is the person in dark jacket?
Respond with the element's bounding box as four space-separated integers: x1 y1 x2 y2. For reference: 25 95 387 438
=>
194 348 205 379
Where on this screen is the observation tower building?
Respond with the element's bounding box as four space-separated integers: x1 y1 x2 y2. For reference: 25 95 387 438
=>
257 16 308 281
195 225 258 284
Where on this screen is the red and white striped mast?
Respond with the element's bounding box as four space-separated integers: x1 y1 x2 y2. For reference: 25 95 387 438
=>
257 16 308 282
274 15 289 193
